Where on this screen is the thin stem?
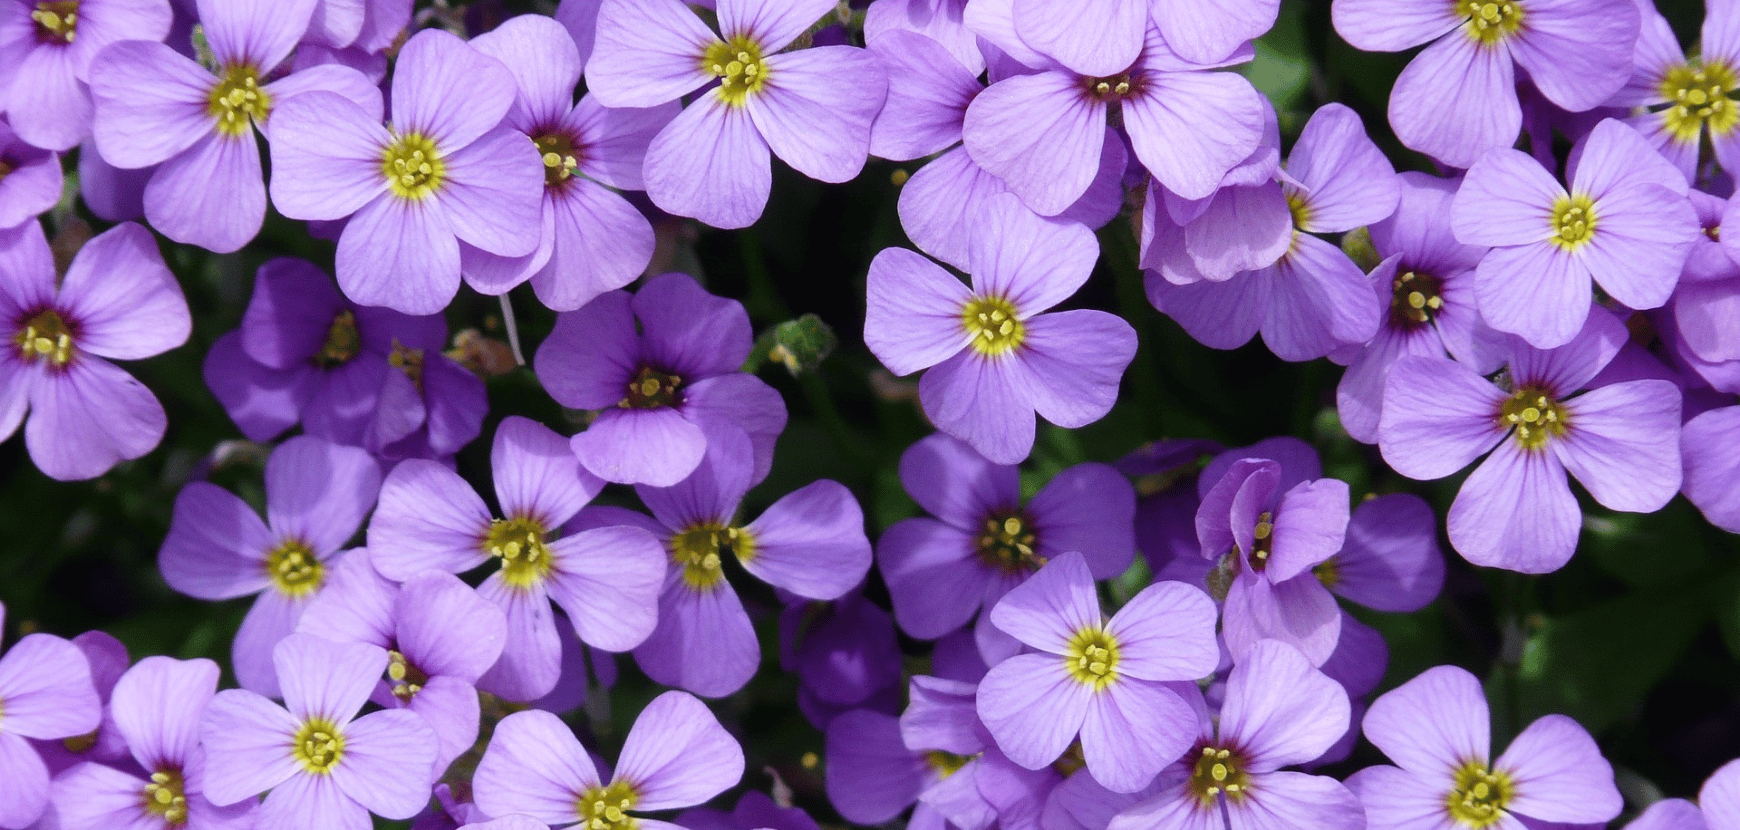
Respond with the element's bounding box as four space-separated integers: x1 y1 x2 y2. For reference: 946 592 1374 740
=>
499 293 526 367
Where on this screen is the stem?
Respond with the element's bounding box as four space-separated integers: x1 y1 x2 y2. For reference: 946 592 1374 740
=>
499 293 526 367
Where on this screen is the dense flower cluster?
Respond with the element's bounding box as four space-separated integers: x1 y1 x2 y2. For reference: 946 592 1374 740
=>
2 0 1739 829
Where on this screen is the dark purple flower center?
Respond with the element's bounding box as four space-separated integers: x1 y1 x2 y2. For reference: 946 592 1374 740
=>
30 1 78 46
534 131 582 189
386 648 430 702
316 309 361 367
1447 762 1511 827
620 365 682 409
14 307 75 368
1247 511 1275 572
1497 384 1568 451
1081 71 1146 104
1188 744 1252 805
1388 269 1444 330
141 766 189 826
974 511 1041 574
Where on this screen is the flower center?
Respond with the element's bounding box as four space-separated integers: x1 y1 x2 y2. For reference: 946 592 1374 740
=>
1389 269 1445 329
267 540 324 597
291 718 345 774
1313 556 1340 589
381 133 445 200
1458 0 1523 45
316 309 360 367
1247 510 1275 572
208 64 270 137
925 751 973 779
974 512 1043 574
576 780 639 830
483 517 555 589
1498 384 1568 451
533 132 581 188
1285 189 1312 230
618 366 682 409
386 649 429 702
1063 627 1120 690
670 523 741 590
961 296 1024 357
389 338 424 390
31 1 78 45
1446 762 1512 828
703 36 768 106
14 308 74 368
1188 745 1253 805
1659 62 1740 141
1549 194 1597 250
141 767 189 827
1081 72 1142 103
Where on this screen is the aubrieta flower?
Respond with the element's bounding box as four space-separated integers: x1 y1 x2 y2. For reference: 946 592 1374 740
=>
158 435 379 697
976 552 1219 793
1380 311 1682 572
1622 756 1739 830
1349 664 1622 829
369 415 666 701
473 691 743 829
1452 118 1698 348
1106 640 1360 830
1615 0 1740 182
1682 404 1740 533
53 657 256 830
535 272 787 487
268 28 543 314
877 431 1136 640
780 591 903 728
587 0 889 228
0 0 172 151
200 634 439 830
0 606 100 830
0 118 59 228
1331 0 1639 168
865 193 1137 464
1007 0 1278 75
36 630 129 771
1 220 188 481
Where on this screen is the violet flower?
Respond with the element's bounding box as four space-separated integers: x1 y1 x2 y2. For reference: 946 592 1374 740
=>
865 193 1136 464
780 592 903 729
1622 757 1739 830
158 435 381 697
0 119 59 228
1682 404 1740 532
2 220 188 481
1349 664 1622 829
473 691 743 828
1007 0 1277 75
0 608 100 830
0 0 172 150
1613 0 1740 182
200 634 439 830
976 552 1219 793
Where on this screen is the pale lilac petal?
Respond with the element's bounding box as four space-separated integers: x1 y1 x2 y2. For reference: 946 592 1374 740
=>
1027 462 1134 578
110 656 219 770
304 0 364 48
1219 640 1348 770
1377 355 1505 480
536 290 637 409
1014 310 1135 429
198 689 301 805
142 133 263 253
9 47 92 151
1331 0 1459 51
676 375 787 486
571 407 708 487
635 272 752 377
1489 714 1621 823
1362 664 1489 778
1505 0 1638 112
275 634 384 722
1451 149 1562 247
864 247 973 375
1447 442 1579 573
975 653 1091 770
1105 776 1215 830
919 351 1036 465
0 731 48 828
544 526 666 652
587 0 715 108
740 480 870 599
1146 268 1266 350
569 96 676 191
1260 235 1383 361
394 571 504 683
233 590 309 698
1329 494 1445 612
256 771 370 830
368 460 493 580
1221 574 1342 667
898 146 1010 271
335 195 460 316
24 355 165 481
633 580 760 698
1124 71 1265 200
1080 682 1195 793
1508 308 1627 392
1286 103 1399 233
986 551 1099 652
900 431 1018 528
473 709 600 824
1577 187 1697 311
1551 380 1680 512
57 222 188 359
265 436 379 555
406 675 482 775
877 519 988 639
750 46 885 182
1703 759 1740 830
1174 183 1293 282
296 553 395 648
0 633 99 738
1625 800 1707 830
865 0 982 75
87 40 214 168
493 415 600 528
1012 0 1142 77
329 709 437 819
438 129 544 258
534 181 656 312
719 0 833 50
961 72 1104 216
257 64 383 142
970 192 1099 312
199 0 317 69
1153 0 1278 64
1345 764 1461 830
1267 478 1351 581
1224 771 1363 830
469 15 584 131
867 30 977 160
266 91 391 221
644 94 772 229
159 482 274 600
391 30 515 148
614 691 744 809
1388 33 1519 169
1683 407 1740 533
1102 581 1219 682
50 761 160 830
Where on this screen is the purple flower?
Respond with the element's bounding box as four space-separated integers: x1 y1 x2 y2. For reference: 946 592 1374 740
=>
1007 0 1278 75
1452 118 1698 348
1349 664 1623 829
1622 756 1739 830
587 0 889 228
268 28 543 314
158 436 380 697
780 592 903 729
1332 0 1638 168
679 791 822 830
368 415 666 701
465 15 675 311
0 118 59 228
200 634 439 830
865 193 1136 464
976 552 1219 793
1107 640 1360 830
0 614 100 830
535 272 787 487
1315 493 1445 615
0 0 172 150
1612 1 1740 182
1379 311 1682 572
1682 404 1740 532
52 657 255 830
33 631 128 773
878 432 1136 640
473 691 743 828
299 561 508 774
1 220 188 480
865 0 980 75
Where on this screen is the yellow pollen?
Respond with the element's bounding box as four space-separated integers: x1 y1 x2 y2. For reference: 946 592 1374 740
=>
975 511 1043 574
317 309 360 366
618 365 682 409
381 133 445 200
1458 0 1523 45
388 338 425 390
207 64 271 137
1082 73 1139 102
1313 557 1340 589
141 767 189 827
291 719 345 774
533 132 581 188
702 36 769 107
1063 627 1120 690
385 649 428 701
1446 762 1512 828
1389 269 1445 328
1659 61 1740 141
266 540 324 597
30 1 78 45
575 780 639 830
14 309 74 368
925 751 974 779
483 517 555 588
1285 189 1311 231
1188 745 1252 805
670 523 742 590
1498 384 1568 451
961 296 1025 357
1549 194 1597 250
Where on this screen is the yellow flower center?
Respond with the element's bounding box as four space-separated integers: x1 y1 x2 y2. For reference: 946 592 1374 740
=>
382 133 445 200
30 1 78 45
1389 270 1445 329
670 522 745 590
534 132 580 188
703 36 768 107
266 540 324 597
385 649 429 702
974 512 1043 574
1457 0 1523 46
1659 61 1740 142
1246 510 1275 572
1188 745 1253 805
208 64 270 137
483 517 555 589
618 366 682 409
925 751 974 779
1549 194 1597 250
1286 189 1312 231
291 718 345 774
1498 384 1568 451
1063 627 1120 690
14 308 74 368
961 296 1024 357
1446 762 1512 828
1313 556 1340 589
388 338 424 390
316 309 360 367
141 767 189 827
575 780 639 830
